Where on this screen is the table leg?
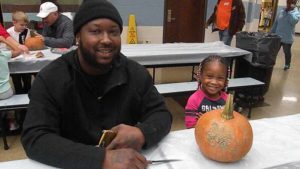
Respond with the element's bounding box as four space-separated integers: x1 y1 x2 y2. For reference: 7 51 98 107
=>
152 68 156 84
191 66 195 81
0 111 9 150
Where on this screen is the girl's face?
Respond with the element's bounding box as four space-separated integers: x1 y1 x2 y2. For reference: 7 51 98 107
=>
199 62 227 99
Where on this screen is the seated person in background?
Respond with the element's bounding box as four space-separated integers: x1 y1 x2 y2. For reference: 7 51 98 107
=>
0 23 28 130
7 11 32 94
185 55 229 128
21 0 172 169
36 1 74 48
0 36 22 99
0 23 28 53
7 11 30 44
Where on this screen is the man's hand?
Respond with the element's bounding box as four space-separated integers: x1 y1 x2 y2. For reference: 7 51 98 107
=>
34 33 45 42
102 148 148 169
106 124 145 151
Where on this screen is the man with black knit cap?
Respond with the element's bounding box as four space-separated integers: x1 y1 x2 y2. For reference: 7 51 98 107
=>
21 0 172 169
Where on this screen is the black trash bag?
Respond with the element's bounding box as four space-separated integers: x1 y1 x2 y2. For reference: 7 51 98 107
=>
234 58 273 96
236 31 281 68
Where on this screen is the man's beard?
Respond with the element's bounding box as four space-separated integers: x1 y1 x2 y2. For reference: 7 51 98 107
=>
79 42 117 73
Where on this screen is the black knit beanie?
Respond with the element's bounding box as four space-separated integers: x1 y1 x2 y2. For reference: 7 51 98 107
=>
73 0 123 35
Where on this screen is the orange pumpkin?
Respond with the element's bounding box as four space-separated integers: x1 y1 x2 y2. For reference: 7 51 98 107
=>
194 94 253 162
24 30 45 50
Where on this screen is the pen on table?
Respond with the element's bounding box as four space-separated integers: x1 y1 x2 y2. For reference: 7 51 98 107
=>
147 159 182 164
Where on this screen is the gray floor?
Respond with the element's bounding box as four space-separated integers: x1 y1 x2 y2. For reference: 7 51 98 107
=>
1 35 300 162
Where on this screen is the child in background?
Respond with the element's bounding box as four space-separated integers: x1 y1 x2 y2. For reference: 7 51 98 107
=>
0 23 28 52
7 11 32 94
7 11 30 44
185 55 229 128
263 6 273 30
270 0 300 70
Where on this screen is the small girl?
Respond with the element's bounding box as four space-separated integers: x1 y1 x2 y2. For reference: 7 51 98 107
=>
185 55 229 128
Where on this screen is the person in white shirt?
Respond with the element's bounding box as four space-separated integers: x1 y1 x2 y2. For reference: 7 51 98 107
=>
7 11 32 94
6 11 32 130
7 11 30 45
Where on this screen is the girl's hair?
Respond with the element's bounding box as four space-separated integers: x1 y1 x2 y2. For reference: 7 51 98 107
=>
196 55 230 90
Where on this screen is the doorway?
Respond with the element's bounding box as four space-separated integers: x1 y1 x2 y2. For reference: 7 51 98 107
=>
163 0 207 43
258 0 278 32
0 2 3 25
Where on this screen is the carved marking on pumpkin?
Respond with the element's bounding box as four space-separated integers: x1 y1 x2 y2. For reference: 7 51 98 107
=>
206 122 232 149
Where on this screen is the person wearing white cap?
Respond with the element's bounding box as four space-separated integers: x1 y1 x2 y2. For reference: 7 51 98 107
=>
36 1 74 48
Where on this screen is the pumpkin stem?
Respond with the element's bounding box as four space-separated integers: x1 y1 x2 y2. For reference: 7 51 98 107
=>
221 93 234 120
30 30 36 37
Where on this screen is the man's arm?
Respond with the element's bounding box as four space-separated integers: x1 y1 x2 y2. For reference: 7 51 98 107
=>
237 0 246 31
21 74 105 169
43 16 74 48
134 70 172 148
105 69 172 150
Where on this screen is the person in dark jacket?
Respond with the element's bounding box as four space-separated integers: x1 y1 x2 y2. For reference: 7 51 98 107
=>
21 0 172 169
206 0 245 46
